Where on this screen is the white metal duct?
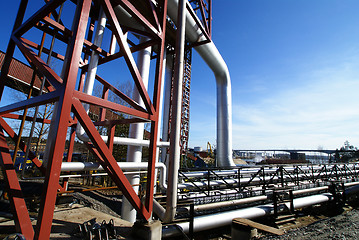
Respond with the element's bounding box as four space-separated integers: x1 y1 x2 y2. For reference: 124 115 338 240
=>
167 0 234 166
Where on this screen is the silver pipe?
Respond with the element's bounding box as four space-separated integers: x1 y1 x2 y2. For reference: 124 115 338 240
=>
167 0 234 167
182 185 331 212
162 193 333 237
293 186 328 195
60 161 359 192
153 49 168 199
160 54 173 166
60 161 167 189
164 0 187 223
76 7 107 141
184 195 268 212
177 171 359 190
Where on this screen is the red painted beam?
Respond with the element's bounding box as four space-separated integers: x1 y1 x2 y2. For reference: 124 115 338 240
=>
73 90 154 120
72 98 151 220
99 0 155 115
0 117 45 172
34 1 92 239
0 126 34 239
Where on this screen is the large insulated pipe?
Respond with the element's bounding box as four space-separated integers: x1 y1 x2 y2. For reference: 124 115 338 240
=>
162 193 333 237
164 0 187 223
76 7 107 139
181 185 331 212
167 0 234 167
160 55 173 165
121 36 152 223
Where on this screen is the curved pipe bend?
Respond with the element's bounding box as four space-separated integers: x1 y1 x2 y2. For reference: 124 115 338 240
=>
167 0 234 167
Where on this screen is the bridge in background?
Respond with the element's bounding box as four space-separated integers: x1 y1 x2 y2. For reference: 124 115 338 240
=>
234 149 357 155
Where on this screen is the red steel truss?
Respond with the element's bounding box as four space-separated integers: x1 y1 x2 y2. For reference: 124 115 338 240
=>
188 0 212 44
0 0 167 239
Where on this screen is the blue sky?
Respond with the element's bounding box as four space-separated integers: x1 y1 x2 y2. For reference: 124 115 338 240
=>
1 1 359 151
189 0 359 150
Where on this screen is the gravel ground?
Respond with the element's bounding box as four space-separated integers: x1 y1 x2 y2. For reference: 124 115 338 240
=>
262 207 359 240
72 191 122 218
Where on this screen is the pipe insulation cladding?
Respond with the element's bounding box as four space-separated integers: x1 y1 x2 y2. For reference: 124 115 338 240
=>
162 193 333 237
72 0 233 167
167 0 234 167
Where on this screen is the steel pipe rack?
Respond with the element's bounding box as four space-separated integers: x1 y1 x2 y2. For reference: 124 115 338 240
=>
1 0 359 239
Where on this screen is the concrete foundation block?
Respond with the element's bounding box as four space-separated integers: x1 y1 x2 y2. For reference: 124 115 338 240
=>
130 220 162 240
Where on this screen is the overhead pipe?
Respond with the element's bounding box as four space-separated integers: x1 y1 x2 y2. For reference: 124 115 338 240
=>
59 161 359 193
152 49 168 207
160 55 174 166
101 1 235 223
163 0 187 223
176 171 358 191
166 0 234 167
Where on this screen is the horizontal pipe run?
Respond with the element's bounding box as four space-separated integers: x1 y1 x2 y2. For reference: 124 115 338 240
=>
59 162 359 194
77 132 170 147
182 185 334 212
183 195 268 212
180 164 357 178
162 193 333 237
61 161 164 171
59 171 148 178
293 186 328 195
61 161 167 189
178 171 359 191
60 162 359 192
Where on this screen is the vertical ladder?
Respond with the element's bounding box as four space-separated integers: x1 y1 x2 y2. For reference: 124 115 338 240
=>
180 46 192 154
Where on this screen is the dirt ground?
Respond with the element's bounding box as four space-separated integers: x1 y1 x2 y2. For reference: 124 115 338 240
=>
261 206 359 240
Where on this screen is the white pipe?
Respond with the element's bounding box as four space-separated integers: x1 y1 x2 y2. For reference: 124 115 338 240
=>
164 0 187 223
184 195 268 212
176 171 355 190
122 36 152 223
160 55 173 165
181 185 331 212
77 133 169 147
162 193 333 237
167 0 234 167
153 49 168 201
59 161 359 192
61 161 167 189
76 7 107 138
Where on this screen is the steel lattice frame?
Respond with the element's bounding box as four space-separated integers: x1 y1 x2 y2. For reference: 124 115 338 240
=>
0 0 167 239
189 0 211 38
